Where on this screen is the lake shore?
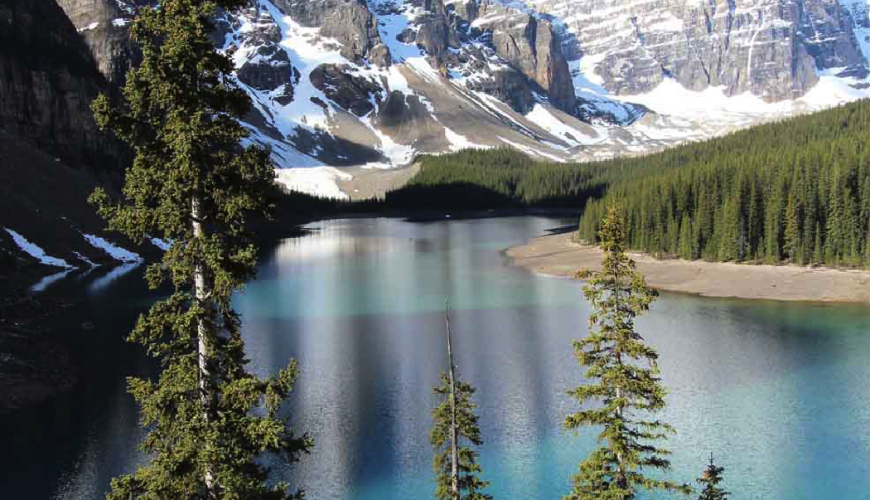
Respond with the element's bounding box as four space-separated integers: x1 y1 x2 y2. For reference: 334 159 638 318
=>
507 233 870 303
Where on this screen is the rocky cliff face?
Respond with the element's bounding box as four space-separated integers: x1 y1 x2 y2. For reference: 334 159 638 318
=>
275 0 390 65
523 0 868 101
8 0 870 204
55 0 147 85
0 0 119 171
471 0 576 112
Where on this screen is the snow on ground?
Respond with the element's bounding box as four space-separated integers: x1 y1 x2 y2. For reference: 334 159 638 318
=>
526 104 605 146
73 251 99 268
4 228 73 268
616 71 870 124
497 136 566 162
275 167 353 200
82 234 142 263
843 0 870 62
78 22 99 32
149 238 171 251
443 125 490 151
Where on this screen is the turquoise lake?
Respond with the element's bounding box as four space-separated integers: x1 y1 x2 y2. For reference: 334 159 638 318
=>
2 216 869 499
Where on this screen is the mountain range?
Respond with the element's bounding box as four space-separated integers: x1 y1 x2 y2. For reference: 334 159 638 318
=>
3 0 870 277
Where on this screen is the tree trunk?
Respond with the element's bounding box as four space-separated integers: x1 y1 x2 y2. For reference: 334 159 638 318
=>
445 301 459 500
193 195 216 498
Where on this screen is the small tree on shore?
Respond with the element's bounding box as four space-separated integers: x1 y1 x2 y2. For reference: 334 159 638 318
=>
91 0 311 498
565 205 690 500
431 305 491 500
696 453 729 500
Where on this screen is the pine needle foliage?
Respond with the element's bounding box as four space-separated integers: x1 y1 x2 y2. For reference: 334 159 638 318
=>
576 101 870 268
565 205 690 500
89 1 311 498
696 454 729 500
431 374 492 500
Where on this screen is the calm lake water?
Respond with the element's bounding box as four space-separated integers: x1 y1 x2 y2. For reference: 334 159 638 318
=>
2 216 870 500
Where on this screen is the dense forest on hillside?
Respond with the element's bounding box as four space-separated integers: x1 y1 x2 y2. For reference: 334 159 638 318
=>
577 100 870 267
384 149 608 209
385 99 870 268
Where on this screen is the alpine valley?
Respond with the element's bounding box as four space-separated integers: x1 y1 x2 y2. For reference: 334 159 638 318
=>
4 0 870 264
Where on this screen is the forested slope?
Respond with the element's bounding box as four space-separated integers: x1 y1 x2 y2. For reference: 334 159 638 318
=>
385 149 609 209
389 98 870 268
577 100 870 267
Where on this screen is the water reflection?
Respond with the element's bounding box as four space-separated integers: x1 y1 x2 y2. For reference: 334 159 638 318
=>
88 262 142 293
1 217 869 500
31 269 75 293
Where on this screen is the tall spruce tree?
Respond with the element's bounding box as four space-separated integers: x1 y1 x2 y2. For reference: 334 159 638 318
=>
90 1 311 498
566 205 690 500
431 306 491 500
696 454 729 500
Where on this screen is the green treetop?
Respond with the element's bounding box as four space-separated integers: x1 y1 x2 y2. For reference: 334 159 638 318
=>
696 453 729 500
565 205 690 500
431 374 491 500
430 305 491 500
90 1 311 498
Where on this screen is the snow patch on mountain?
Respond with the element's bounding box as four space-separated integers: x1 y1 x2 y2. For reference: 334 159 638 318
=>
73 251 99 268
275 167 353 200
4 228 74 268
149 238 171 251
82 233 142 263
615 71 870 126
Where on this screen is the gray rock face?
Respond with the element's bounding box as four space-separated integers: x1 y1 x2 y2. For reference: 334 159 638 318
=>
396 0 577 115
0 0 120 172
310 64 383 116
275 0 390 65
523 0 868 101
55 0 147 85
223 8 300 106
474 0 576 112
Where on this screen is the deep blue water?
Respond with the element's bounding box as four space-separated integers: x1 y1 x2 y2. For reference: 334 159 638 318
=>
2 216 869 500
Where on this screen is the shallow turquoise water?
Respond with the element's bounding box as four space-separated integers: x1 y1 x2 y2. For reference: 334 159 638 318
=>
2 216 869 499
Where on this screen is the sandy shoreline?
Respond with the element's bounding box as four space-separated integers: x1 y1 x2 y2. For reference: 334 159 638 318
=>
507 233 870 303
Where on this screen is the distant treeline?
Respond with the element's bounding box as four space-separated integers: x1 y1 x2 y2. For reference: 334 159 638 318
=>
281 98 870 267
577 100 870 267
384 149 608 209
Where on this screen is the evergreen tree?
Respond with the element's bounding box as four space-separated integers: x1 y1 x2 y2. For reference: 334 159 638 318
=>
90 1 311 498
696 454 729 500
431 375 491 500
566 206 690 500
431 306 491 500
784 189 803 263
813 222 823 265
677 214 693 261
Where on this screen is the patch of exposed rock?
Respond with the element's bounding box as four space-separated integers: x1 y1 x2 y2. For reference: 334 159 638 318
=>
0 0 121 173
525 0 868 101
275 0 391 65
310 64 383 116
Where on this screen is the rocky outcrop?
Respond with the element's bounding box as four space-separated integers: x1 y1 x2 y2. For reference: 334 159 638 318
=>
0 0 120 172
223 8 300 106
474 0 576 112
275 0 390 66
55 0 147 85
397 0 578 115
524 0 868 101
310 64 383 116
